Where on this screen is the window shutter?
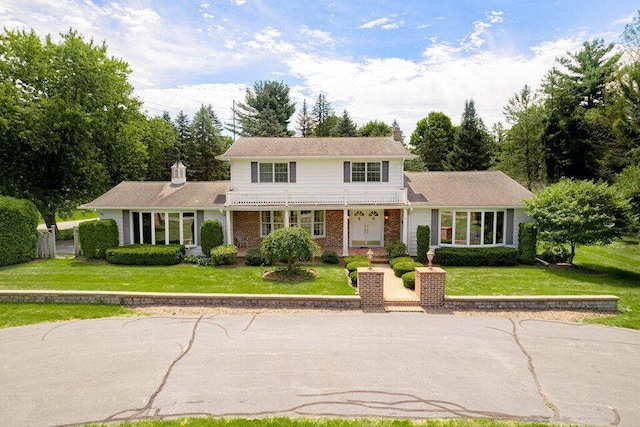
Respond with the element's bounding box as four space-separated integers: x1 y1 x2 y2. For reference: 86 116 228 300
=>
382 161 389 182
343 161 350 183
251 162 258 183
506 209 514 245
289 162 296 183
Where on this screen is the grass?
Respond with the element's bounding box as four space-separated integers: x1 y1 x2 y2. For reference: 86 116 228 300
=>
0 303 134 329
38 209 98 225
84 417 554 427
0 259 356 295
446 236 640 329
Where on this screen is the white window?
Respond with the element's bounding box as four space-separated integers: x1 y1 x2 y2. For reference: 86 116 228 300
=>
439 210 506 246
351 162 381 182
260 210 326 238
131 211 196 246
259 162 288 183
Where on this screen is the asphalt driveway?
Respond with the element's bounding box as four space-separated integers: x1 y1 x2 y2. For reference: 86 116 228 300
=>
1 312 638 426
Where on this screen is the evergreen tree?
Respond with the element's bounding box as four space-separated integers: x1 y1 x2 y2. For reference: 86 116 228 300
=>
235 80 295 137
143 117 179 181
161 111 172 123
312 94 335 136
186 105 228 181
174 111 192 158
332 109 358 136
447 100 494 171
410 112 455 171
296 99 315 137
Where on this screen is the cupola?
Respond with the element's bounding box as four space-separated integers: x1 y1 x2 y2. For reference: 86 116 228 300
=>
171 160 186 185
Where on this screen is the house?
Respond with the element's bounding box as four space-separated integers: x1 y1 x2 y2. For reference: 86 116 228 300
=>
82 135 533 257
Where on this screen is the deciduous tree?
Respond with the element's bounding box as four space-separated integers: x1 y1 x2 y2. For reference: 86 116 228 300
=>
410 112 455 171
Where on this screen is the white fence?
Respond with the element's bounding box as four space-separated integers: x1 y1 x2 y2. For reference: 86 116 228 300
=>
226 189 408 206
35 226 56 259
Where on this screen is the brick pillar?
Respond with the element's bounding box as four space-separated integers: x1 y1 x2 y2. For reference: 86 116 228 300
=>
415 267 446 307
357 267 385 312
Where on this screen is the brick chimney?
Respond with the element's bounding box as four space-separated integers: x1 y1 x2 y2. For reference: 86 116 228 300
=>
392 126 403 142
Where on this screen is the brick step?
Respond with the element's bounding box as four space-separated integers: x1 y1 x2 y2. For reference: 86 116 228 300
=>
384 299 421 307
385 306 425 313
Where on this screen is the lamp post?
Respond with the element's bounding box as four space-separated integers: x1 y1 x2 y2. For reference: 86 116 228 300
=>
366 248 374 269
427 249 435 269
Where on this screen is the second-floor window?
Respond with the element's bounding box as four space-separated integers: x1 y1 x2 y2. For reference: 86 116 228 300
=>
352 162 381 182
259 162 289 183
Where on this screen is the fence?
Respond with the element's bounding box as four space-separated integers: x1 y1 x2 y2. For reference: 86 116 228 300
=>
35 226 56 259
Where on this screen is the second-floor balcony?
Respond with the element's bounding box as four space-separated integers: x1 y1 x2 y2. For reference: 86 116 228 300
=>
226 188 408 207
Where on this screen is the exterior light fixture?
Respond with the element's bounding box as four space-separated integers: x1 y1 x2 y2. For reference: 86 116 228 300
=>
367 248 374 269
427 249 435 269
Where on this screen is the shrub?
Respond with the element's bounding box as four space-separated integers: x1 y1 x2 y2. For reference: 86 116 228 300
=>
349 270 358 286
434 247 519 266
0 196 39 266
343 255 367 265
57 228 74 241
106 244 185 265
245 248 272 266
385 240 408 259
518 222 537 265
200 220 224 256
261 227 319 275
197 257 213 267
402 271 415 289
416 225 430 263
210 245 238 266
393 261 423 277
320 250 339 264
182 254 201 264
539 243 570 264
79 219 119 260
346 260 370 272
389 256 414 267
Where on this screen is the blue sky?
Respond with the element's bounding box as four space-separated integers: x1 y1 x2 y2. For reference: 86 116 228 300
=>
1 1 637 139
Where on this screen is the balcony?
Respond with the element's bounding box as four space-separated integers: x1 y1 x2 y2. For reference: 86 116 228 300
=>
226 189 408 207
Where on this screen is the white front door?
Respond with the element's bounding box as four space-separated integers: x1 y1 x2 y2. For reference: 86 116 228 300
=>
350 210 383 246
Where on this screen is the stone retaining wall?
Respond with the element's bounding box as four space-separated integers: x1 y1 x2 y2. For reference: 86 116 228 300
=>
445 295 618 312
0 290 361 310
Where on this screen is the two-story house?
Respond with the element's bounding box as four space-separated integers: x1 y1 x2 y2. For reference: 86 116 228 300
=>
83 135 533 257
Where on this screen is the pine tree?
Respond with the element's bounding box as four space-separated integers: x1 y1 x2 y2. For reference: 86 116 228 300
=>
312 94 335 137
410 112 455 171
296 99 315 137
332 109 358 136
174 111 191 158
235 80 295 137
186 105 228 180
447 100 494 171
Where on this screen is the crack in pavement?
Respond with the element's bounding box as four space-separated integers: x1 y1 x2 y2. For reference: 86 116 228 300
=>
100 315 204 423
508 318 560 422
242 314 257 332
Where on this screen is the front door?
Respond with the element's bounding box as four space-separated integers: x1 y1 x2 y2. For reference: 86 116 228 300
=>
350 210 383 246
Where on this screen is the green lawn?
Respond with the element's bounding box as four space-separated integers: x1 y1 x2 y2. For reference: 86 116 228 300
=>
0 259 356 295
446 237 640 329
85 417 553 427
0 303 134 329
38 209 98 225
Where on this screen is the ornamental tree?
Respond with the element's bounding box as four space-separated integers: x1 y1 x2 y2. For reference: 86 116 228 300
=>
261 227 319 275
525 179 632 263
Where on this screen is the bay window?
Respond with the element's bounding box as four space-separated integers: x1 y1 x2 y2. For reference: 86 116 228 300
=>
131 211 197 246
440 210 507 246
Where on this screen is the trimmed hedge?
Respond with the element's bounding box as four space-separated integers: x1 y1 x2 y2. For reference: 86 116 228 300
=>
385 240 408 259
389 256 414 267
402 271 415 289
79 219 119 260
393 261 424 277
416 225 430 263
435 247 519 266
349 270 358 285
343 255 367 265
106 244 185 265
346 260 369 272
211 244 237 266
57 228 74 241
245 248 271 266
200 220 224 256
320 250 339 264
518 222 537 265
0 196 39 266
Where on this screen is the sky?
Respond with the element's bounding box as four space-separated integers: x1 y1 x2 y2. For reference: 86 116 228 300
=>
1 1 638 140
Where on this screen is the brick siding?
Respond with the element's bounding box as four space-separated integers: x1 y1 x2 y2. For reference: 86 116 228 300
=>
357 267 385 312
384 209 402 244
415 267 446 307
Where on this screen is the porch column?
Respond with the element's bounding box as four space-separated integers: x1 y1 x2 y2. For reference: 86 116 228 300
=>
402 208 409 246
284 210 290 227
225 209 232 245
342 209 349 256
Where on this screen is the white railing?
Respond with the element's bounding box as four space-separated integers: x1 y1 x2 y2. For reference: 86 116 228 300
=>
226 189 408 206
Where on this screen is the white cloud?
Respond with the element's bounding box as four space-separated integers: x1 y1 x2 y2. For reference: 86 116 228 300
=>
301 26 333 45
245 26 295 54
359 16 403 31
460 10 504 51
381 21 403 30
609 11 636 26
359 17 389 29
487 11 504 24
230 0 246 5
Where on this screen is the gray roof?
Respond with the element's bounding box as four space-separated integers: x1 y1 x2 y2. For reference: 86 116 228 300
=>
82 181 229 209
405 171 532 207
217 137 418 159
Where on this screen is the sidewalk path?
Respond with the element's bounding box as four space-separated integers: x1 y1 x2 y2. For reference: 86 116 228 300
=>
37 218 97 231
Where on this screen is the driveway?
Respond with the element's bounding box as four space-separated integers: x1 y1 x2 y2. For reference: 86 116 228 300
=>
0 312 638 426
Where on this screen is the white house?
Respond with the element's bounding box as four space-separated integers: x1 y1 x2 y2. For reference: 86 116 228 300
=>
83 135 533 256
